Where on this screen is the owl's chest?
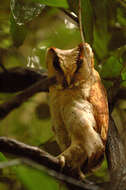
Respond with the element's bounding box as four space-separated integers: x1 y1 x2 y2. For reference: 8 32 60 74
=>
49 82 91 118
49 89 75 115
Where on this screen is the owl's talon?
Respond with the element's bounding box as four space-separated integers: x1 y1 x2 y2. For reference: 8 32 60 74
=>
58 155 65 168
79 170 85 181
78 170 94 184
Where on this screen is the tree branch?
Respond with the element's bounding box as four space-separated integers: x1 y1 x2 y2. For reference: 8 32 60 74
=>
106 115 126 190
0 137 59 168
0 76 56 120
0 67 47 93
0 137 102 190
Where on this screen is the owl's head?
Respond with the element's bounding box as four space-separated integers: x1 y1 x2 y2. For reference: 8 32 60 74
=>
46 43 94 88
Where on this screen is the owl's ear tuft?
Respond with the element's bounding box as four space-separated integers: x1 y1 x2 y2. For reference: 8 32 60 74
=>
78 43 84 58
75 44 84 73
76 58 83 73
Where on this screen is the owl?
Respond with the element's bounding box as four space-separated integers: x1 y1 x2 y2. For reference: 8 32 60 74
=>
46 43 109 179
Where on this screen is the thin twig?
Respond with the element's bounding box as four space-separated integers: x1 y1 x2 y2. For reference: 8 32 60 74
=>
0 63 8 73
78 0 88 59
78 0 86 44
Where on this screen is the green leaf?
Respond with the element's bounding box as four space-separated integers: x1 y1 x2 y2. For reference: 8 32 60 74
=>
93 27 110 59
93 158 109 181
121 65 126 80
92 0 110 59
10 0 45 25
81 0 94 44
117 7 126 27
0 157 60 190
67 0 93 44
121 72 126 80
31 0 69 8
0 153 7 162
120 81 126 87
102 80 114 89
15 165 59 190
10 14 28 47
101 56 123 78
67 0 78 13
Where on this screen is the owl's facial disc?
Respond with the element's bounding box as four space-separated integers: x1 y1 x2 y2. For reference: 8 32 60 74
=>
49 45 89 88
54 48 81 87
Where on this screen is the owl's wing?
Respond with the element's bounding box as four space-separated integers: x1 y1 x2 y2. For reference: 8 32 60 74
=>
89 69 109 144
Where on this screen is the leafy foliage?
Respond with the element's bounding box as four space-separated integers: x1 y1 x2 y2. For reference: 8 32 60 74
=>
10 0 45 25
81 0 93 44
101 56 123 78
10 14 28 47
31 0 69 8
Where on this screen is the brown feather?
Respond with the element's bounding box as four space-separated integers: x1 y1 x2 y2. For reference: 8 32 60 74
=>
89 69 109 144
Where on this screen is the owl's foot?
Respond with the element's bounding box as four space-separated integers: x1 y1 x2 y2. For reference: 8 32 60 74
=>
58 155 65 168
78 170 94 184
57 158 93 184
78 169 86 181
57 144 87 171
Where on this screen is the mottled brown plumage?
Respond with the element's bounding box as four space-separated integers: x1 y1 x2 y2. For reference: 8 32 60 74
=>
46 43 109 178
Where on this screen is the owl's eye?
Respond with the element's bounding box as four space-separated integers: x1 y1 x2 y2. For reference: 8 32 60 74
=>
53 55 62 72
75 58 83 73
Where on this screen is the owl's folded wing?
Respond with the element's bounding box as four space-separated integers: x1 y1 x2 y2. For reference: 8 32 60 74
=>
89 69 109 144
